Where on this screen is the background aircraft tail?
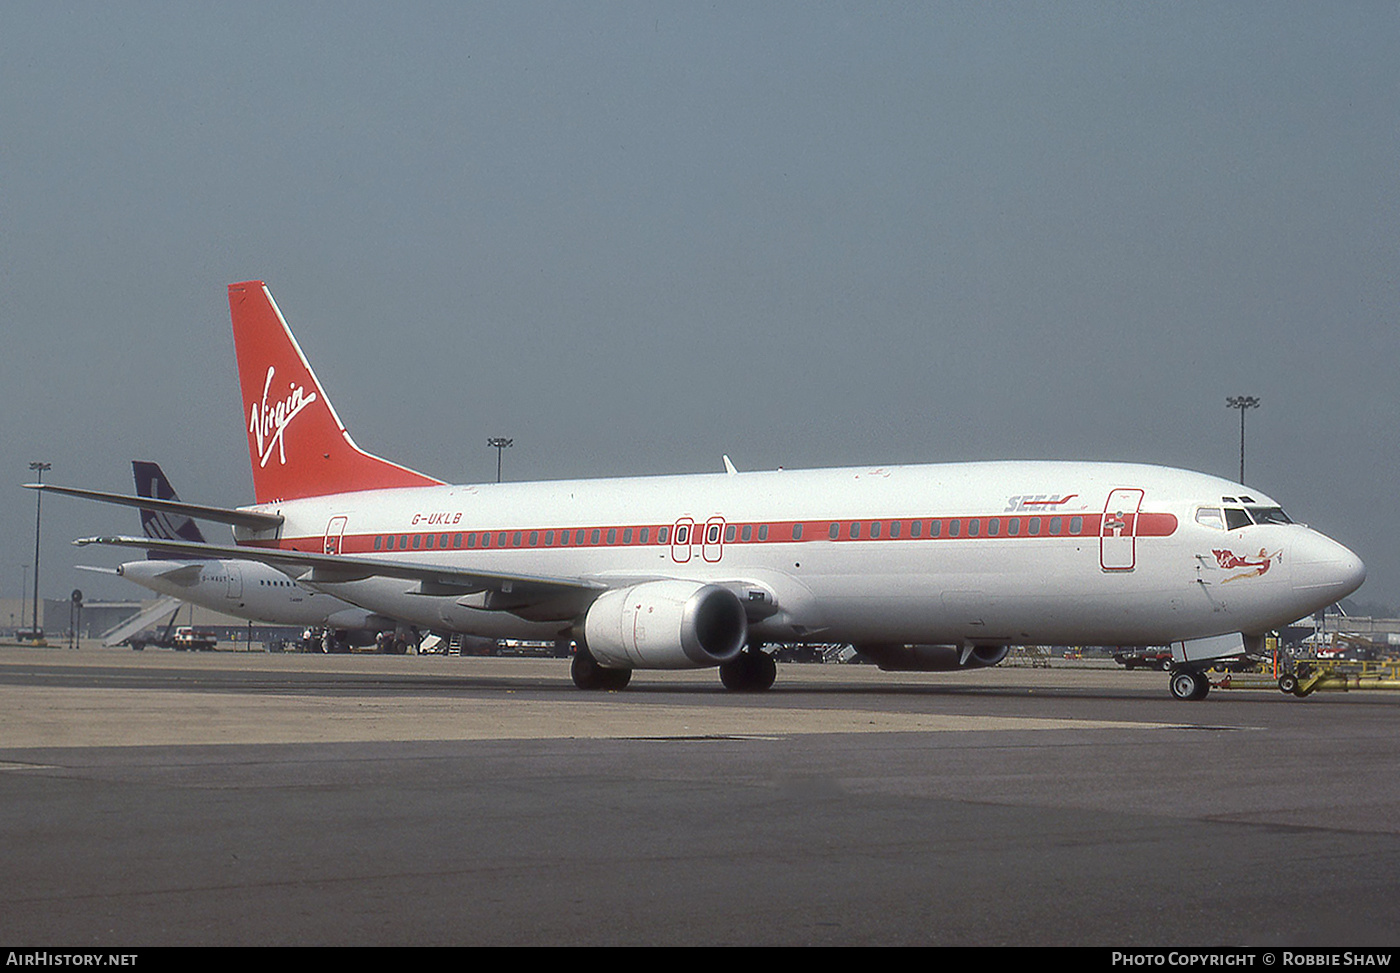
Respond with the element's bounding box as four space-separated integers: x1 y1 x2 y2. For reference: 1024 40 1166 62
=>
227 281 443 504
133 461 208 546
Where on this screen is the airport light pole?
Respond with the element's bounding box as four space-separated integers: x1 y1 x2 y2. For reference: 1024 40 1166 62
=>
29 461 50 638
1225 397 1259 484
487 438 513 483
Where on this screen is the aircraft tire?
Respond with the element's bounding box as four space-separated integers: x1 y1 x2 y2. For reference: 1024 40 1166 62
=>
571 644 632 691
719 649 777 692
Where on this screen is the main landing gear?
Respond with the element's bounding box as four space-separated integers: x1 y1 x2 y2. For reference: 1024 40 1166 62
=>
570 643 631 691
1168 667 1211 701
568 641 778 692
719 645 777 692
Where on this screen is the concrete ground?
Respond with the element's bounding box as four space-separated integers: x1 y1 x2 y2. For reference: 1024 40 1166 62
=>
1 645 1397 946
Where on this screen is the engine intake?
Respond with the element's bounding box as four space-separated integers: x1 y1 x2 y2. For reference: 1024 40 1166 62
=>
583 580 748 670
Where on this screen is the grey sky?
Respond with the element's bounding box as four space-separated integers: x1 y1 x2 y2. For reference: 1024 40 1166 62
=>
3 3 1396 613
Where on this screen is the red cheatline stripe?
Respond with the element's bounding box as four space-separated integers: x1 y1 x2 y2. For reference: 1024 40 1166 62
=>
242 511 1178 554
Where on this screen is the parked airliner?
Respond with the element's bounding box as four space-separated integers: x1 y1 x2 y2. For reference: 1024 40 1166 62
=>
55 461 410 651
53 281 1365 698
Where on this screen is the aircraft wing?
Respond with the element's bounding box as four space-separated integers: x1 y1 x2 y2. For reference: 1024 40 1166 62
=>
25 483 284 531
74 534 607 620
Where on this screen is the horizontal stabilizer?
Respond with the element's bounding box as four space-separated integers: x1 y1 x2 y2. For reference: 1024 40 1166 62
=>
152 563 205 587
25 483 283 531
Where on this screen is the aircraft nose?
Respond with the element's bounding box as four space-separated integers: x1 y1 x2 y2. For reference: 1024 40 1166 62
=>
1293 531 1366 604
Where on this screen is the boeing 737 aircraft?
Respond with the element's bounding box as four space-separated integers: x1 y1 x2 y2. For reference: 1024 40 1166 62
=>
47 281 1366 699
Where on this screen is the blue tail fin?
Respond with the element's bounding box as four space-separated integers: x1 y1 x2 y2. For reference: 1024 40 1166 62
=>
132 462 208 546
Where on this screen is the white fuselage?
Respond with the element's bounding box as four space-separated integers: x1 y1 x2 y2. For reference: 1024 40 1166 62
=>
116 557 387 631
228 460 1364 648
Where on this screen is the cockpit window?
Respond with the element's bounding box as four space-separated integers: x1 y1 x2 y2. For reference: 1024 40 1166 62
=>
1224 508 1252 530
1246 506 1292 525
1196 507 1225 530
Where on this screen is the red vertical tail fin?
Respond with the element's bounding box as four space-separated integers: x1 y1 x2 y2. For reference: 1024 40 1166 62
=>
228 281 443 504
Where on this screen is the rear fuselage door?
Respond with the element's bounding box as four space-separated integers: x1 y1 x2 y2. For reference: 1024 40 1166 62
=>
324 516 348 555
225 562 243 600
1101 488 1144 571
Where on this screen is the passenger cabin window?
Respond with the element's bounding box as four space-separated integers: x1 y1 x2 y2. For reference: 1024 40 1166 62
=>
1195 507 1225 530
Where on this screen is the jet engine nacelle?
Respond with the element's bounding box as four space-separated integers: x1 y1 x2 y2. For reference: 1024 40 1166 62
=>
583 580 748 670
855 642 1011 672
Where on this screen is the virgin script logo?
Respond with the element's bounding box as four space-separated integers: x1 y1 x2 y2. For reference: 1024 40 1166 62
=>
249 366 318 468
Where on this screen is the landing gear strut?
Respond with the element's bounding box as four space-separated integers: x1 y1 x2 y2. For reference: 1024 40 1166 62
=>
719 645 777 692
